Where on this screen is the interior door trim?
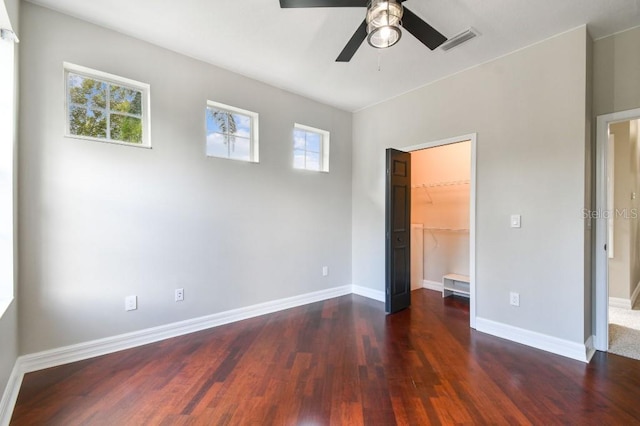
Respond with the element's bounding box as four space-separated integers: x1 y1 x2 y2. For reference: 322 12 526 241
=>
594 108 640 351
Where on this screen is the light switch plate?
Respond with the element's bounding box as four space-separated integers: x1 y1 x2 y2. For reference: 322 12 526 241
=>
125 295 137 311
510 214 521 228
510 292 520 307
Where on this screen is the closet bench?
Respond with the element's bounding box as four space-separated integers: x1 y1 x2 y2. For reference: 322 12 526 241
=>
442 273 470 298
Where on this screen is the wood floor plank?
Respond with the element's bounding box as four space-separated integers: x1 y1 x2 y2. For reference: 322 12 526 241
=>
10 290 640 425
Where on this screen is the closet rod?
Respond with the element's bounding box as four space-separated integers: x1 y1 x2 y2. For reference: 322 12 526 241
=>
411 179 470 189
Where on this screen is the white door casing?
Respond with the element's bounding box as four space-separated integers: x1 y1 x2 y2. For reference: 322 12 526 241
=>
594 108 640 351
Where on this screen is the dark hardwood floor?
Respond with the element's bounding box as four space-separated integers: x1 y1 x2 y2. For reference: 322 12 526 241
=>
11 289 640 425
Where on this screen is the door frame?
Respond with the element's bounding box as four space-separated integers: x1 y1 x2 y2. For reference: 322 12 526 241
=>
402 133 477 329
594 108 640 351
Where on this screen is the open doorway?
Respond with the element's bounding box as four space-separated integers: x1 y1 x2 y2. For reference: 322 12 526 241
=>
385 134 476 328
411 141 471 300
595 109 640 358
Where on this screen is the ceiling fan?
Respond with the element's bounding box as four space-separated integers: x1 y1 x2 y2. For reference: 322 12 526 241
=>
279 0 448 62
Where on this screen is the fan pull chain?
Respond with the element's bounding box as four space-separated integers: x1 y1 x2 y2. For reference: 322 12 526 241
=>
377 52 382 71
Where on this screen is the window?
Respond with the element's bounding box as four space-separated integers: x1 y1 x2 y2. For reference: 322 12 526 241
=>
293 123 330 172
64 62 151 148
0 32 16 313
206 101 259 163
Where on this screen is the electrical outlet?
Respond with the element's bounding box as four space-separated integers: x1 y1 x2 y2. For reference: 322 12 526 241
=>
125 295 137 311
509 292 520 307
322 266 329 277
175 288 184 302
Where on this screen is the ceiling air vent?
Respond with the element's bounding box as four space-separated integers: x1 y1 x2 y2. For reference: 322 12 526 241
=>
440 28 478 52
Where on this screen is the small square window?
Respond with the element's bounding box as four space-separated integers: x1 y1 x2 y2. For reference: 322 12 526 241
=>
293 123 330 172
206 101 259 163
64 63 151 148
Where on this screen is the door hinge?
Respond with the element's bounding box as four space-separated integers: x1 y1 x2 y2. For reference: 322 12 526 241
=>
604 244 607 251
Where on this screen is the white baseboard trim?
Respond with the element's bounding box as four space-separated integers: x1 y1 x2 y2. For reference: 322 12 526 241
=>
585 335 596 362
0 285 358 422
632 282 640 308
3 286 600 423
0 283 384 424
609 297 632 310
475 317 592 363
609 283 640 309
351 285 385 302
0 363 22 426
422 280 443 292
17 285 353 375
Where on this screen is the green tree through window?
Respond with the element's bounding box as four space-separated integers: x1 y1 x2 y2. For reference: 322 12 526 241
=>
67 72 144 144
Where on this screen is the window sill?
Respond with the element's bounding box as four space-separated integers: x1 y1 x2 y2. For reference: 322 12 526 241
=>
205 155 259 164
293 167 330 174
65 134 152 149
0 297 14 320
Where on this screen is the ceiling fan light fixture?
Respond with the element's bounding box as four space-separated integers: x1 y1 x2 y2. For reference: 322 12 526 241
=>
367 0 403 28
367 24 402 48
366 0 403 49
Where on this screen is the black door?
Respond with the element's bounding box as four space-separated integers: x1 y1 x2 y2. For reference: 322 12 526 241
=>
385 148 411 314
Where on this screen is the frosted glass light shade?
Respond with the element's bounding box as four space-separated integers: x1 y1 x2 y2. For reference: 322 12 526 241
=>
366 0 403 49
366 0 403 27
367 24 402 48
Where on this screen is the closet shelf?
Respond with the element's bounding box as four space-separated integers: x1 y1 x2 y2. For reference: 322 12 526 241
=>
424 227 469 232
412 180 470 204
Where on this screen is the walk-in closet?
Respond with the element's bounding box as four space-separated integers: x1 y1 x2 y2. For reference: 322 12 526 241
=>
410 141 471 298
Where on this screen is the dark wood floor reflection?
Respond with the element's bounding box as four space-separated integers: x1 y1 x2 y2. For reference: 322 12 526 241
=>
11 289 640 425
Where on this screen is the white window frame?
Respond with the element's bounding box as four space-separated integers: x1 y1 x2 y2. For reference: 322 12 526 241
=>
205 100 259 163
293 123 330 172
64 62 151 148
0 32 15 316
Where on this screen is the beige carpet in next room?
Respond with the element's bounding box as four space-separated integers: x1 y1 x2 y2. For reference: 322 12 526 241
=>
609 297 640 361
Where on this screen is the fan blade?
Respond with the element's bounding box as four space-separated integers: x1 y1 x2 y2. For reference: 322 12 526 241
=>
336 19 367 62
280 0 366 7
401 7 447 50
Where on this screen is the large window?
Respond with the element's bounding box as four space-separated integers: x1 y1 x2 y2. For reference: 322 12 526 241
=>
206 101 259 163
0 30 15 312
64 63 151 148
293 123 330 172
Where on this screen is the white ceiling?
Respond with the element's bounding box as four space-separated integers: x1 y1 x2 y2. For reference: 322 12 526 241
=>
26 0 640 112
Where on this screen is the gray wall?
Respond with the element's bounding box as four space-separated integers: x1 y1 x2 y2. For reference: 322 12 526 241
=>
15 1 640 363
19 3 352 354
0 301 17 405
353 27 590 343
593 26 640 117
594 26 640 308
0 0 19 403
